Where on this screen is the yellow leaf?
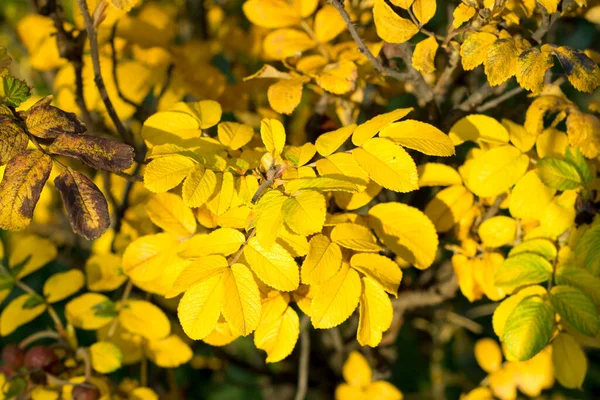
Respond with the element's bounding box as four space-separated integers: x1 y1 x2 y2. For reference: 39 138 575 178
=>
342 351 372 386
43 270 84 303
263 29 316 59
0 294 46 336
380 120 455 156
353 108 413 146
333 181 382 211
129 387 159 400
255 306 299 363
412 0 436 25
170 100 222 130
217 122 254 150
168 255 228 297
0 116 28 166
66 293 113 330
85 253 127 292
350 253 402 296
536 190 577 238
425 185 474 233
145 335 193 368
353 138 418 192
315 124 356 157
467 145 529 198
122 233 179 282
474 338 502 373
552 333 587 389
285 143 316 167
282 190 326 235
9 235 57 279
484 39 518 86
555 46 600 93
144 155 197 193
119 300 170 340
182 166 217 208
417 163 462 187
268 78 305 115
278 225 310 257
390 0 414 8
331 223 381 252
449 114 509 145
222 263 261 336
369 202 438 269
179 228 246 258
316 153 369 192
314 5 346 42
0 149 52 231
301 234 342 285
357 277 393 347
536 128 568 158
242 0 302 28
374 0 418 43
253 190 286 248
30 387 59 400
452 3 476 28
244 237 299 291
90 341 122 373
206 172 234 216
145 193 196 237
178 273 225 340
509 170 555 220
492 285 546 337
311 264 361 328
365 381 403 400
460 32 497 71
261 118 286 157
412 37 439 73
478 216 517 248
538 0 559 13
141 111 199 147
516 47 554 93
503 119 536 152
316 61 358 95
96 322 142 365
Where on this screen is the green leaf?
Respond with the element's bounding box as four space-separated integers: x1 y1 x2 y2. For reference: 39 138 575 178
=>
0 271 14 291
502 296 555 361
552 333 588 389
565 147 593 185
508 238 557 260
5 377 26 398
550 285 599 336
92 299 118 318
9 254 32 278
573 222 600 275
494 253 553 292
555 265 600 305
22 293 45 309
2 75 31 108
537 157 582 190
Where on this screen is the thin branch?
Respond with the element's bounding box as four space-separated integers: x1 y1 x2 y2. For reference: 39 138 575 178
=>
110 22 139 109
454 82 498 111
19 330 61 349
76 0 134 147
326 0 410 82
295 315 311 400
76 348 92 382
476 86 524 112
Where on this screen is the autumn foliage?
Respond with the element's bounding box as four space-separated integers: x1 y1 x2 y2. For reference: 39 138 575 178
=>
0 0 600 398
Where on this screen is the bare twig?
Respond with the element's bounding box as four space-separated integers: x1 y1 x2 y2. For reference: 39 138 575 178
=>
76 0 134 147
76 348 92 382
434 43 461 103
110 22 139 109
532 9 560 44
295 315 311 400
326 0 410 82
476 86 524 112
454 82 501 111
19 330 61 349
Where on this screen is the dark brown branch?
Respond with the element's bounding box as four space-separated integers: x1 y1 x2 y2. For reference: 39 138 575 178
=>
76 0 135 148
110 22 139 109
326 0 410 82
295 316 311 400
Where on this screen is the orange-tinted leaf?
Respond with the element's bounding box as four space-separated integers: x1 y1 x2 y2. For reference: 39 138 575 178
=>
0 149 52 231
54 168 110 240
0 115 28 166
24 96 86 138
49 134 134 172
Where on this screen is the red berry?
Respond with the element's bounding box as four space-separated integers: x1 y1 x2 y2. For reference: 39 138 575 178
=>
23 346 57 370
2 344 24 369
72 385 101 400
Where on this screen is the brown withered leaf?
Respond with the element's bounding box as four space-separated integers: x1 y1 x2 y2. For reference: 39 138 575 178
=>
54 168 110 240
0 149 53 231
0 116 28 165
24 96 86 139
49 134 134 172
